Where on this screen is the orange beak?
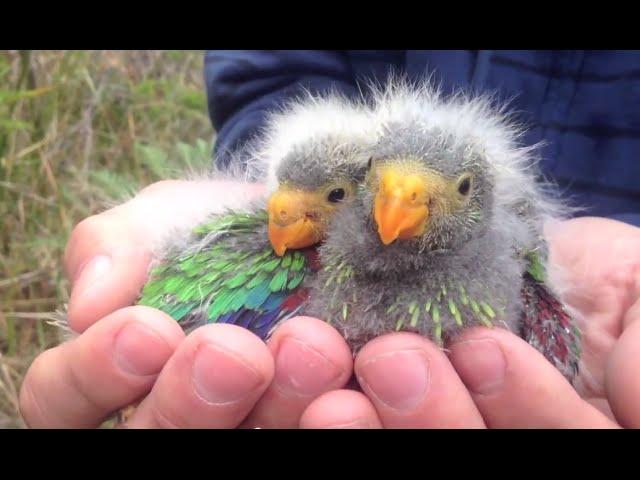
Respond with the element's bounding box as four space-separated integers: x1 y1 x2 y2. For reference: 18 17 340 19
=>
267 188 324 256
374 169 429 245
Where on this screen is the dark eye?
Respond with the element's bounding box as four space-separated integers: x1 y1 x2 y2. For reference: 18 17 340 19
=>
327 188 346 203
458 176 471 196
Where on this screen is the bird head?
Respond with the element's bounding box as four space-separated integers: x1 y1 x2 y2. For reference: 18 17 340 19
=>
252 91 379 256
364 123 494 254
319 80 552 279
267 137 371 256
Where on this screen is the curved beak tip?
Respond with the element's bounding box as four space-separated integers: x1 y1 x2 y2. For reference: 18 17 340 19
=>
268 216 321 256
374 198 428 245
272 243 287 257
378 227 399 245
268 225 288 256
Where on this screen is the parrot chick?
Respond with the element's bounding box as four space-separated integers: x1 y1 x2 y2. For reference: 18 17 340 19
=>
306 81 582 383
138 89 378 340
111 91 379 426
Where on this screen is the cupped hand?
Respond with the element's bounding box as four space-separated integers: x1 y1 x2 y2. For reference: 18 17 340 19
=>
19 180 355 428
301 217 640 428
22 189 640 429
63 179 267 333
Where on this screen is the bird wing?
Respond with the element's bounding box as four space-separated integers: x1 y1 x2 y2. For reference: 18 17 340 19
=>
520 249 582 384
137 210 317 340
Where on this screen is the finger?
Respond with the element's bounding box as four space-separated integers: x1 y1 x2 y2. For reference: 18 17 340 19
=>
65 180 267 333
64 213 153 333
19 306 184 428
354 332 486 428
300 390 383 429
126 324 274 428
448 327 618 428
606 313 640 428
240 317 353 429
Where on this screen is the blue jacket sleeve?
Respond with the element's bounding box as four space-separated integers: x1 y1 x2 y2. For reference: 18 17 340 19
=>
607 213 640 228
204 50 358 170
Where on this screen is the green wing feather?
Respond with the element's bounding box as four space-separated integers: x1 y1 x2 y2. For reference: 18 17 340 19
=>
137 209 312 337
525 249 547 283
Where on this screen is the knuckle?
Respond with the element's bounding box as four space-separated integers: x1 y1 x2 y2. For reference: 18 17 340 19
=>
137 180 180 197
65 353 112 414
69 215 109 248
19 349 58 427
149 399 188 429
19 380 44 428
64 215 112 276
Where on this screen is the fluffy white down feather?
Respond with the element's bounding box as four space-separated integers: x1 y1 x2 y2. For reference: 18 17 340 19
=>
368 78 572 223
247 89 380 193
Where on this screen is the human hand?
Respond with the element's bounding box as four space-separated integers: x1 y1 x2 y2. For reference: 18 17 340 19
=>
19 180 355 428
23 199 639 428
300 217 640 428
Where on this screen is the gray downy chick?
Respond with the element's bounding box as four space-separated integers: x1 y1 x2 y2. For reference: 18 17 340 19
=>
306 80 582 384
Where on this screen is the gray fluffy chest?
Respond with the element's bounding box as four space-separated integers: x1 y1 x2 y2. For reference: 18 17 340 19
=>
305 240 528 351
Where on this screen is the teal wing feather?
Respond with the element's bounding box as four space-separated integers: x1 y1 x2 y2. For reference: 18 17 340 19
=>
137 209 315 339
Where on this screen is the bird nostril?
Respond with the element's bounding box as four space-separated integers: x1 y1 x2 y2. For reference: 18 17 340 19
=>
280 210 287 218
305 211 319 221
411 192 417 202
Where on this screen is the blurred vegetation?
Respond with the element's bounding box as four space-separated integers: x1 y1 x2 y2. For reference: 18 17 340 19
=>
0 50 214 427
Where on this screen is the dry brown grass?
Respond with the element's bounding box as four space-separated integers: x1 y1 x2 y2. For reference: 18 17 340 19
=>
0 50 214 428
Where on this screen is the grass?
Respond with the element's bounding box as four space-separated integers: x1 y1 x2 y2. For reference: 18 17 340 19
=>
0 50 215 428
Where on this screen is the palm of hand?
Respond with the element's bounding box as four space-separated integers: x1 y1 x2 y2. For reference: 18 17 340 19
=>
547 216 640 418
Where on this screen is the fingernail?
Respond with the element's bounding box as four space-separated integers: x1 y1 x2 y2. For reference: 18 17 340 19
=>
321 419 379 429
114 322 174 376
358 349 430 411
274 337 344 396
449 338 507 394
192 344 264 405
75 255 112 286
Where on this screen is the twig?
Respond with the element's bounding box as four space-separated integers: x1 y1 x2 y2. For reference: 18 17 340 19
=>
1 312 56 320
0 181 56 207
0 270 46 289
